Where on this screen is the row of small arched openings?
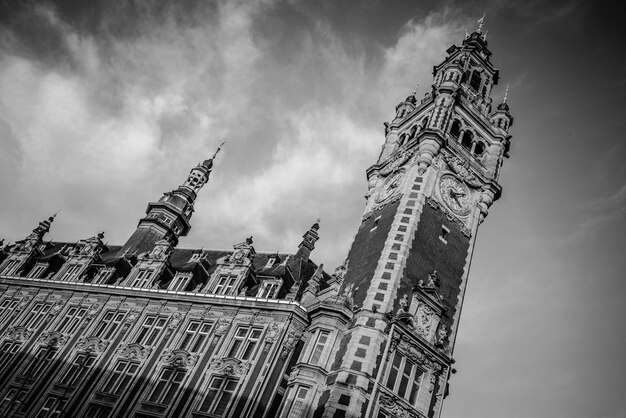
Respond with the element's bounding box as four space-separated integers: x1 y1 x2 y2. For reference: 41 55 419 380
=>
397 117 429 147
450 119 487 157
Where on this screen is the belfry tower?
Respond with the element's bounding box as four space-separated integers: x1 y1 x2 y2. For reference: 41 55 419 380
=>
121 142 225 254
296 24 513 418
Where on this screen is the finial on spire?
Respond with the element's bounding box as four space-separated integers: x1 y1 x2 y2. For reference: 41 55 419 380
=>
212 139 226 160
483 30 488 40
477 13 485 33
465 28 469 39
503 84 509 104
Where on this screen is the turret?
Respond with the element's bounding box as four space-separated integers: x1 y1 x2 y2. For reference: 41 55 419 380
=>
294 221 320 262
121 141 225 254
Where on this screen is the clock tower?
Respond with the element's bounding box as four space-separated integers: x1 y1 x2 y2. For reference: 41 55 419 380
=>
309 24 513 418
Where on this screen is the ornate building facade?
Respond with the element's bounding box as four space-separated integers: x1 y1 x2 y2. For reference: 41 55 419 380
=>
0 25 512 418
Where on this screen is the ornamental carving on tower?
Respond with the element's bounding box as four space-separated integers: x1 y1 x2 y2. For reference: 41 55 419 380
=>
281 329 303 360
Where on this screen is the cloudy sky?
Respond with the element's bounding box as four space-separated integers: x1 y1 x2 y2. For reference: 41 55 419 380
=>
1 0 625 417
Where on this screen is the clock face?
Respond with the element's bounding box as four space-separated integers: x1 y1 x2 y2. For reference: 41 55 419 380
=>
439 175 471 216
375 171 405 204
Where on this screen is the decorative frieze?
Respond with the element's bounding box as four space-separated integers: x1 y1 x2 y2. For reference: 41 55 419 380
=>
76 336 109 353
117 342 152 360
161 348 199 368
4 325 31 341
39 330 68 347
209 357 251 376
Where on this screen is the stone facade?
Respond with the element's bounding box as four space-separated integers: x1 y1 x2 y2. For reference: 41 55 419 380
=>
0 25 512 418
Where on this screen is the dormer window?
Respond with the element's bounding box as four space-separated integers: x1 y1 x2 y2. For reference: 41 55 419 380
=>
213 274 238 295
1 259 20 276
264 257 276 269
257 279 282 299
189 253 201 263
62 263 83 282
169 272 192 292
30 262 49 278
130 269 155 288
93 267 114 284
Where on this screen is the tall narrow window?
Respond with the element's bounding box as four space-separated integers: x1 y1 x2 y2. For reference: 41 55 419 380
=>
309 330 330 366
130 269 155 288
179 321 213 352
23 345 58 379
0 341 22 374
288 386 311 418
227 326 263 360
450 120 461 139
135 316 167 346
60 352 96 386
0 386 28 416
102 360 139 396
93 311 126 340
461 131 473 150
84 404 112 418
214 275 238 295
37 395 67 418
198 376 239 415
469 71 481 91
384 352 423 406
57 306 87 334
148 368 186 405
21 302 53 329
0 299 19 326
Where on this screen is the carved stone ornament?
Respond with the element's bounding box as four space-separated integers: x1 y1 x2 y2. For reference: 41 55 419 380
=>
379 391 421 418
76 336 109 353
439 150 482 188
4 326 32 341
117 342 152 360
39 331 68 347
161 348 199 368
51 299 66 314
17 296 31 310
167 311 185 331
211 317 232 346
415 304 437 341
280 330 303 360
263 323 282 351
380 149 415 177
144 239 172 261
209 357 251 376
397 339 426 366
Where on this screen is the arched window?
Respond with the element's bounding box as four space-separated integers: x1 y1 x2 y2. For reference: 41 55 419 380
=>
450 120 461 139
398 134 407 146
469 71 481 91
421 118 429 130
461 131 473 149
474 142 486 156
409 125 418 139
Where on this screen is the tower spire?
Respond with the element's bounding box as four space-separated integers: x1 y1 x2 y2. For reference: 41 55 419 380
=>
503 84 509 103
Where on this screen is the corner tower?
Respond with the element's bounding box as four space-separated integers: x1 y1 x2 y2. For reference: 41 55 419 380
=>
121 141 225 254
315 24 513 418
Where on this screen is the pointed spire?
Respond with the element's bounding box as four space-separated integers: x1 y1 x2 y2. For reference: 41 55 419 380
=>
412 82 420 97
295 220 321 262
465 28 469 39
503 84 509 104
202 139 226 169
477 13 486 33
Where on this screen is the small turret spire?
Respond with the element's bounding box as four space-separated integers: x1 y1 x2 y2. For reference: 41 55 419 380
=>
503 84 509 104
477 13 486 33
